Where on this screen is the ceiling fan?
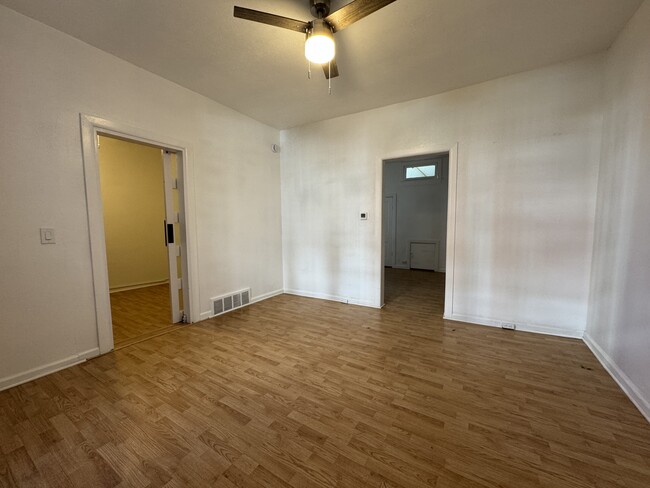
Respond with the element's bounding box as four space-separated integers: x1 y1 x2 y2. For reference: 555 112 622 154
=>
234 0 397 80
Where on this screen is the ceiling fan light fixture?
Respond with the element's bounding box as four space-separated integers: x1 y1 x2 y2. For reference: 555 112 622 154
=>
235 0 397 79
305 19 335 64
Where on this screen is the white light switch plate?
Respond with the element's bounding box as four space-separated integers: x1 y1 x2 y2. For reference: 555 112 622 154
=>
40 228 56 244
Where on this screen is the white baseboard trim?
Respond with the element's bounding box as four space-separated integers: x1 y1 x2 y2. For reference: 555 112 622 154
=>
110 279 169 293
284 288 380 309
583 333 650 424
0 347 100 392
198 288 286 322
443 313 584 339
251 288 284 304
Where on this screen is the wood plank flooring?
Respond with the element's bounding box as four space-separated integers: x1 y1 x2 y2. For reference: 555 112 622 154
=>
110 284 181 349
1 268 649 487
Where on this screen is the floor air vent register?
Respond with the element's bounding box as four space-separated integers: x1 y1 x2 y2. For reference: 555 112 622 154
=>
211 288 251 317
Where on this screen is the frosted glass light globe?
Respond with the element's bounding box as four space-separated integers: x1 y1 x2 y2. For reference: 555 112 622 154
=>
305 34 335 64
305 20 335 64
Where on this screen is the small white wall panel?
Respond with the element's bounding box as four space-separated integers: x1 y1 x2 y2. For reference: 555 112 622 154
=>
410 241 439 270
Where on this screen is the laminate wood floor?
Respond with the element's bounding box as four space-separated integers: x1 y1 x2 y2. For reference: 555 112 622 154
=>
1 269 649 487
110 284 181 349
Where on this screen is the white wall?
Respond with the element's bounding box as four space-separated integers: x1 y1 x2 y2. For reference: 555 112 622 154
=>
281 54 604 335
383 156 449 270
585 0 650 422
0 6 283 389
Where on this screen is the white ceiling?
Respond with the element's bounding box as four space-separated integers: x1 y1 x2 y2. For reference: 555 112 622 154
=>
1 0 643 129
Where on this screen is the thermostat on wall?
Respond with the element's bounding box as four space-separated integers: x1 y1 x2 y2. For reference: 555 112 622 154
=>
360 212 368 220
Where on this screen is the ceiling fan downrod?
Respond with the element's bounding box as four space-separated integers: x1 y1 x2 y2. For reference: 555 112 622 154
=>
310 0 331 18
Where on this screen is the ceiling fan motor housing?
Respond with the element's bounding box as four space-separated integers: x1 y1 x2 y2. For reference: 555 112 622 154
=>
310 0 331 18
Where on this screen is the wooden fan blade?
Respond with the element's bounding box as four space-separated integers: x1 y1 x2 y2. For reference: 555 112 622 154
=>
325 0 397 32
234 6 310 33
323 58 339 79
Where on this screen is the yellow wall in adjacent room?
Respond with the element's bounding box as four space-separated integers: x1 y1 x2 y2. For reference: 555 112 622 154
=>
98 135 168 291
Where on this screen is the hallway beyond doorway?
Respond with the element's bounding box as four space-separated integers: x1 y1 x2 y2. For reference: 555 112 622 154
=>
384 267 445 313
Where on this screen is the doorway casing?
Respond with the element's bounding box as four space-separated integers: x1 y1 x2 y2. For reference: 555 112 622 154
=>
80 114 199 354
383 193 397 267
379 143 458 317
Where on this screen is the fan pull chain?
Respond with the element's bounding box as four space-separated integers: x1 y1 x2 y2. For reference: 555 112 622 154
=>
307 60 311 80
328 61 332 95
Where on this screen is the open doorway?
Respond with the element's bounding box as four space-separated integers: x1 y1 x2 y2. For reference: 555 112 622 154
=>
381 152 450 312
97 134 187 348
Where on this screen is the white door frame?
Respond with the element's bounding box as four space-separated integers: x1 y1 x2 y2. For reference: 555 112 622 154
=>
80 114 200 354
162 149 190 323
383 193 397 267
379 143 458 316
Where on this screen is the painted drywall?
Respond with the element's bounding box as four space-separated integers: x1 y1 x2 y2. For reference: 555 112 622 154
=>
281 54 603 335
0 5 283 389
98 135 168 291
383 156 449 270
586 0 650 421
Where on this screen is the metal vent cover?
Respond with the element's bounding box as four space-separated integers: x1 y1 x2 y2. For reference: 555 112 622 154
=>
213 298 223 315
211 288 252 318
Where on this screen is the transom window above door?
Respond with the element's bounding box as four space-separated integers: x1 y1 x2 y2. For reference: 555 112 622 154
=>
404 162 438 180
